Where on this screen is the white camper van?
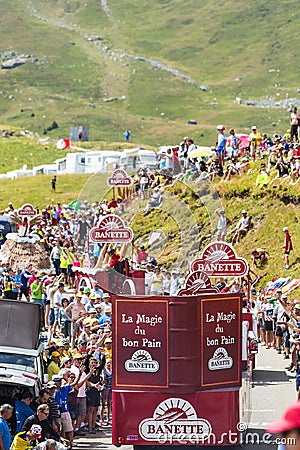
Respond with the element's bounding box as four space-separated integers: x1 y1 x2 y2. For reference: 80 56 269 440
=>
56 152 86 174
56 151 122 174
84 151 122 173
120 148 158 171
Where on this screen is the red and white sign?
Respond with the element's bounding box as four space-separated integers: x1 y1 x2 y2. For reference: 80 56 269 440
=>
56 138 70 149
177 271 218 296
200 296 241 389
18 204 37 217
114 299 168 388
139 397 212 442
107 169 133 187
89 214 133 243
191 242 249 277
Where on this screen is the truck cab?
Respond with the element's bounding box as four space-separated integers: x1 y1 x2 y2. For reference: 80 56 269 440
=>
0 300 44 405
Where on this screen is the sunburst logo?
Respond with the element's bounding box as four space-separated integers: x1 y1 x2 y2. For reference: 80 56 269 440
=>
208 347 233 371
191 242 249 277
107 169 133 186
125 350 159 372
177 270 218 296
89 214 133 243
139 398 212 442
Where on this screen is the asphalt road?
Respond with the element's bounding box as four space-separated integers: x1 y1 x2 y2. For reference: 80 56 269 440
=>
73 344 296 450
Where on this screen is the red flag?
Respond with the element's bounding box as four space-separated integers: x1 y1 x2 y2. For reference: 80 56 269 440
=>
56 138 70 149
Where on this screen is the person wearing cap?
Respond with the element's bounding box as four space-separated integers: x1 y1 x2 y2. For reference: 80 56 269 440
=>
283 227 293 270
45 385 61 433
81 287 91 306
135 244 149 265
30 272 44 305
266 401 300 450
273 291 288 354
52 368 89 445
47 352 61 382
216 125 226 167
226 128 241 159
103 338 112 360
249 125 262 162
232 210 252 244
85 294 97 313
64 294 86 349
261 296 276 349
144 187 162 215
10 424 42 450
20 264 33 302
96 305 112 329
99 293 112 317
216 208 231 241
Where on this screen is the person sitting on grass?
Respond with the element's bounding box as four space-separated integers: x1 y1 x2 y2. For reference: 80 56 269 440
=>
232 210 252 244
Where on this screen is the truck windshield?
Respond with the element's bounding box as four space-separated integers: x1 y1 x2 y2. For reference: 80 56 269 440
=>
0 353 35 368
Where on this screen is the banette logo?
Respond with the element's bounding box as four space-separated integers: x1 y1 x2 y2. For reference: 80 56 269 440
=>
17 204 37 217
208 347 233 371
191 242 249 277
89 214 133 243
107 168 133 187
125 350 159 373
139 398 212 442
177 270 218 296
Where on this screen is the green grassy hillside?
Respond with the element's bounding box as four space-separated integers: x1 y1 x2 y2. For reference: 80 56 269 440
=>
0 0 299 145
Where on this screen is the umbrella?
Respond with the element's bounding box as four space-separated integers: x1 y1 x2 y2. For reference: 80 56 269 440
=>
188 146 213 158
226 134 250 149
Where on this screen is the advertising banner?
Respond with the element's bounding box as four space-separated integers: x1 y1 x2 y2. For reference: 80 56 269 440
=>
115 298 169 388
200 296 241 389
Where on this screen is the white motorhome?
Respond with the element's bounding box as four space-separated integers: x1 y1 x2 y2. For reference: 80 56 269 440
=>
32 164 57 176
119 148 158 171
55 151 122 174
84 151 122 173
6 169 33 179
55 152 86 174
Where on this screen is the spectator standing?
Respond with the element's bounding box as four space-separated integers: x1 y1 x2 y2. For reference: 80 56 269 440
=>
215 209 231 241
47 351 61 382
51 176 57 194
15 392 35 433
227 128 241 158
0 404 14 450
249 125 262 162
290 107 299 143
283 227 293 270
216 125 226 167
123 130 131 141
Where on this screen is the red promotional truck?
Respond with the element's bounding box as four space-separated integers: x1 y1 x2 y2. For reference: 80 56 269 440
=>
77 211 256 447
112 293 253 447
110 243 256 447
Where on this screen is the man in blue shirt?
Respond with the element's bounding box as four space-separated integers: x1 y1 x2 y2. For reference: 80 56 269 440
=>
21 264 32 301
0 403 14 450
15 392 35 432
13 267 22 300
